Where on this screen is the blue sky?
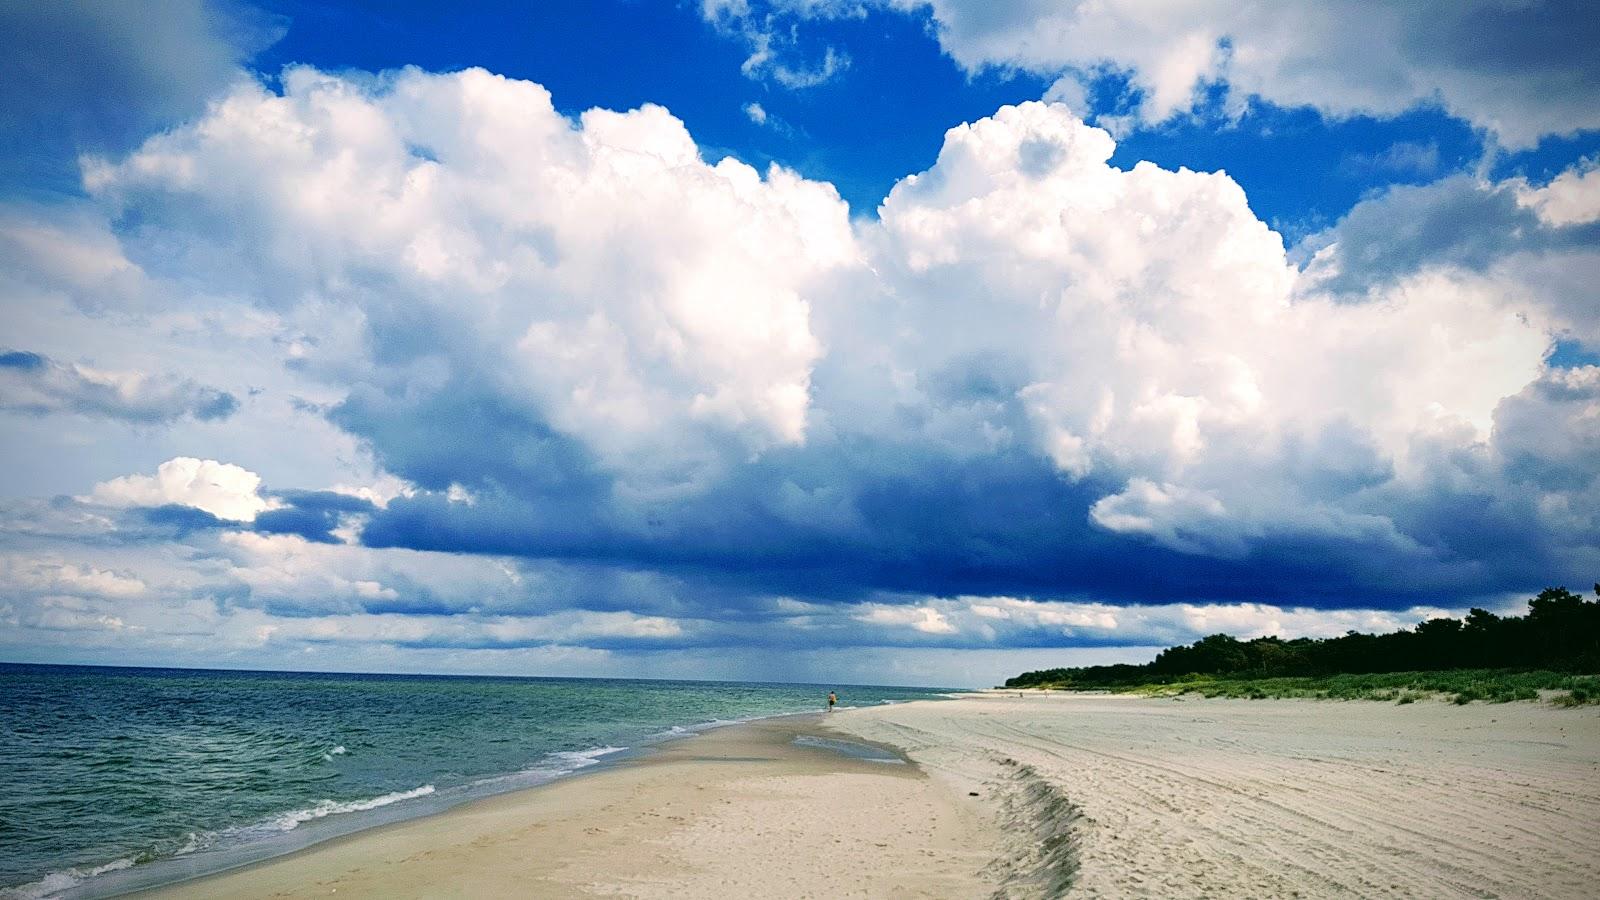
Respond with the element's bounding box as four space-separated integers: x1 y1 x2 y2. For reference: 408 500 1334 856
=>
0 0 1597 687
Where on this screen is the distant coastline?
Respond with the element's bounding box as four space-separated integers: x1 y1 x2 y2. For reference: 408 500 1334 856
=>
1007 584 1600 705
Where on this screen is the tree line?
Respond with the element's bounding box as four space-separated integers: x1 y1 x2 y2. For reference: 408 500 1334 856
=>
1005 585 1600 689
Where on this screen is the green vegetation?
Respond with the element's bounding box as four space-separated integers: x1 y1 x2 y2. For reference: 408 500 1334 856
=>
1103 669 1600 705
1006 585 1600 706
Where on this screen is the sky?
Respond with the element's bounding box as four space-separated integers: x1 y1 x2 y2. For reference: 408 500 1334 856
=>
0 0 1597 688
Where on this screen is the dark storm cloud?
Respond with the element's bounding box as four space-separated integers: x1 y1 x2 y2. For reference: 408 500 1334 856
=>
329 377 608 500
252 491 376 544
0 0 284 196
1414 0 1600 87
140 504 227 534
351 423 1558 612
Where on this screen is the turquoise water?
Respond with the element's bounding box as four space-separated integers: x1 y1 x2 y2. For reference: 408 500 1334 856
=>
0 664 951 898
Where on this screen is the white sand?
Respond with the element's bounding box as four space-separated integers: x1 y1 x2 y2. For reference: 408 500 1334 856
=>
136 694 1600 898
835 692 1600 898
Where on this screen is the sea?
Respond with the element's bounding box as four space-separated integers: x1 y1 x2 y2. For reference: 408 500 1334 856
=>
0 663 954 898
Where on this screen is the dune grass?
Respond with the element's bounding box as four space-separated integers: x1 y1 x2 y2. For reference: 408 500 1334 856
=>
1052 669 1600 706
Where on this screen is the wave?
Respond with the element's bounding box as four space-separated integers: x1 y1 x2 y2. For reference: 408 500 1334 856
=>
3 786 440 898
4 698 951 897
547 746 626 766
660 712 787 736
1 675 955 900
0 857 134 900
171 785 439 857
646 705 889 742
3 699 943 899
265 785 436 832
468 745 627 793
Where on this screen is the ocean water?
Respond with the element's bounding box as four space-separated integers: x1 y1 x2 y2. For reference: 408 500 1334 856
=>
0 664 952 898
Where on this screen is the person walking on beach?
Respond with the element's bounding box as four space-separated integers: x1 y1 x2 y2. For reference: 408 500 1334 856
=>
827 691 837 712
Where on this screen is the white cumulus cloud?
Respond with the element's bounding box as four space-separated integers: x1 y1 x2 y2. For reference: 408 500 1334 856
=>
83 67 858 489
1517 160 1600 227
851 101 1549 553
856 603 959 634
88 457 276 522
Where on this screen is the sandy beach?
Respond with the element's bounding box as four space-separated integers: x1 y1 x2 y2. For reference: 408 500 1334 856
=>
838 693 1600 898
136 694 1600 899
134 715 1001 899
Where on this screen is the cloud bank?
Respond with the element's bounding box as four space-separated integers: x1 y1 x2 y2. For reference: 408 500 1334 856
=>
2 56 1596 684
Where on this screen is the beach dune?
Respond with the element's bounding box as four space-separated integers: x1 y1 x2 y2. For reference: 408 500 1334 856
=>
141 694 1600 899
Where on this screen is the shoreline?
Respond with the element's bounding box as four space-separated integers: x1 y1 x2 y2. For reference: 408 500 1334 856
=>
30 691 1600 898
29 708 889 900
124 712 1002 899
12 692 929 900
0 668 965 900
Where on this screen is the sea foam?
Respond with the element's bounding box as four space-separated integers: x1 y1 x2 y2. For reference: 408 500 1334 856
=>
0 857 135 900
548 746 626 766
267 785 437 832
